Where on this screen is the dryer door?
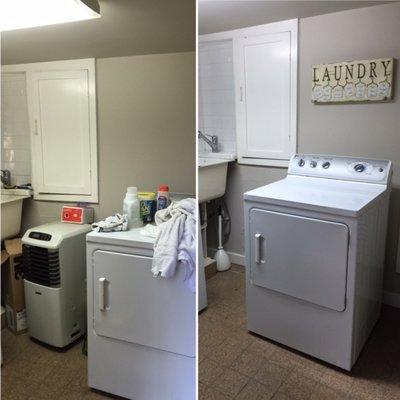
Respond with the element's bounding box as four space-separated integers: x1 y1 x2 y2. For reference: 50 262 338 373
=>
249 209 349 311
92 250 195 357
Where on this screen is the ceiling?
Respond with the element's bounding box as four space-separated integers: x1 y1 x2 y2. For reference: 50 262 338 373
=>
1 0 195 65
199 1 393 35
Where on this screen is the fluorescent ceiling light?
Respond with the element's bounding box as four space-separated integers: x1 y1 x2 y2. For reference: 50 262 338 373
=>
0 0 100 32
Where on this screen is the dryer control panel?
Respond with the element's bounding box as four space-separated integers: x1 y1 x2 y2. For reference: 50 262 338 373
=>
289 154 392 185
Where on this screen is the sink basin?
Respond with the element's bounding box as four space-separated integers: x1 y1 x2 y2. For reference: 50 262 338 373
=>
198 157 230 203
1 189 32 240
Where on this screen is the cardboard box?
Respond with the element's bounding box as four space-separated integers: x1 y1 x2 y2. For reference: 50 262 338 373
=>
5 305 27 333
1 250 9 329
3 239 27 335
1 249 9 265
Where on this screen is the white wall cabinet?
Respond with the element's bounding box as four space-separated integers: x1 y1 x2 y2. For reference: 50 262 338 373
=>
3 59 98 202
200 19 298 167
31 70 92 196
234 20 298 166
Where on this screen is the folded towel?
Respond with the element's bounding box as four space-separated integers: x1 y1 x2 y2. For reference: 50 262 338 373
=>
92 213 128 232
151 198 196 292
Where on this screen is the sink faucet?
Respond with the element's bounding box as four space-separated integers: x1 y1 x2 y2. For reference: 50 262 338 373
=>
198 130 219 153
1 169 11 187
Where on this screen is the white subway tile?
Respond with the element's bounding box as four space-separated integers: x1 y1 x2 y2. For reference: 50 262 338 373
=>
12 175 31 186
3 149 15 162
3 135 30 150
3 162 16 172
4 161 31 176
4 149 30 162
198 40 237 157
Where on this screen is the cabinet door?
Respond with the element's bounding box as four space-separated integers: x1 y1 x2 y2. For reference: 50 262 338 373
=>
236 30 296 163
249 209 349 311
92 251 195 358
30 70 93 196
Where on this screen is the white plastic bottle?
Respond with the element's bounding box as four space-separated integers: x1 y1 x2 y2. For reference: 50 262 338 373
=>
123 187 142 229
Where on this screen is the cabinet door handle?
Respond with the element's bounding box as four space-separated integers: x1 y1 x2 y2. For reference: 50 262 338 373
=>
254 233 261 263
99 277 108 311
34 119 39 136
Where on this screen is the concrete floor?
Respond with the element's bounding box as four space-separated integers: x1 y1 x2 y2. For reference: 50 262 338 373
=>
199 265 400 400
1 330 115 400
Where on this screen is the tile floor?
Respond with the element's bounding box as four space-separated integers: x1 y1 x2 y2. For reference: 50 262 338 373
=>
1 330 115 400
3 264 400 400
199 265 400 400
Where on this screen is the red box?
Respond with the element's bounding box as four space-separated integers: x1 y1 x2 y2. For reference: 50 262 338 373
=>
61 206 94 224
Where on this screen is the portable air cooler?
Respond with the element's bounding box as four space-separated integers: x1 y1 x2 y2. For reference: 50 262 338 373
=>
22 222 91 347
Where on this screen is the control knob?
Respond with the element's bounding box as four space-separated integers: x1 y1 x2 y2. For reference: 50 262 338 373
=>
322 162 330 169
354 163 365 173
310 160 317 168
298 159 305 167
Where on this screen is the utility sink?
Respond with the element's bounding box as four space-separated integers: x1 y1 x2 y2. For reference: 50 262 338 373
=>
198 154 235 203
1 189 32 240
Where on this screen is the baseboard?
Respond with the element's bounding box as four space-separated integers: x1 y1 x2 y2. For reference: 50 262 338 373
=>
227 251 245 266
208 248 246 266
383 291 400 308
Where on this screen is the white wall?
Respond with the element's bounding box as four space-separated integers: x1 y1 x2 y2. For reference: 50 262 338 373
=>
198 40 236 154
213 2 400 295
4 52 196 231
199 1 385 35
1 73 31 186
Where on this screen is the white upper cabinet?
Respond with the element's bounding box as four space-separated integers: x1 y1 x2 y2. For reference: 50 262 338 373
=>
31 70 92 196
20 59 98 202
236 32 291 160
234 20 298 166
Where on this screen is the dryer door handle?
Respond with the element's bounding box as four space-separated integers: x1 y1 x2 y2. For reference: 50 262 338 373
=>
254 233 262 263
99 277 109 312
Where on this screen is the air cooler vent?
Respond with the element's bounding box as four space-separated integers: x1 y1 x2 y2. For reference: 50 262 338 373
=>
23 245 60 288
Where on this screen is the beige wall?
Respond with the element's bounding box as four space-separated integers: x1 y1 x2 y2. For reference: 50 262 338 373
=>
21 51 195 230
218 2 400 294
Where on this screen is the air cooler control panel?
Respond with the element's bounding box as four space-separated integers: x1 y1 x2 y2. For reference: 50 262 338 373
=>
28 232 52 241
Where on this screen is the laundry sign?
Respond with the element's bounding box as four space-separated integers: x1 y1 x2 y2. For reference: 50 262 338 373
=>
312 58 394 103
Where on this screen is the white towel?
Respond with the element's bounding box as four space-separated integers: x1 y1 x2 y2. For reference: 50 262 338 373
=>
92 213 128 232
151 198 196 292
140 224 159 238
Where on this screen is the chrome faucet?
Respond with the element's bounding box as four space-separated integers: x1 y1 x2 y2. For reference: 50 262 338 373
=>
1 169 11 187
198 130 219 153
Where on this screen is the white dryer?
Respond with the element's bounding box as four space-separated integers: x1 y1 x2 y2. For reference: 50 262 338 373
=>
244 154 392 371
86 228 195 400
